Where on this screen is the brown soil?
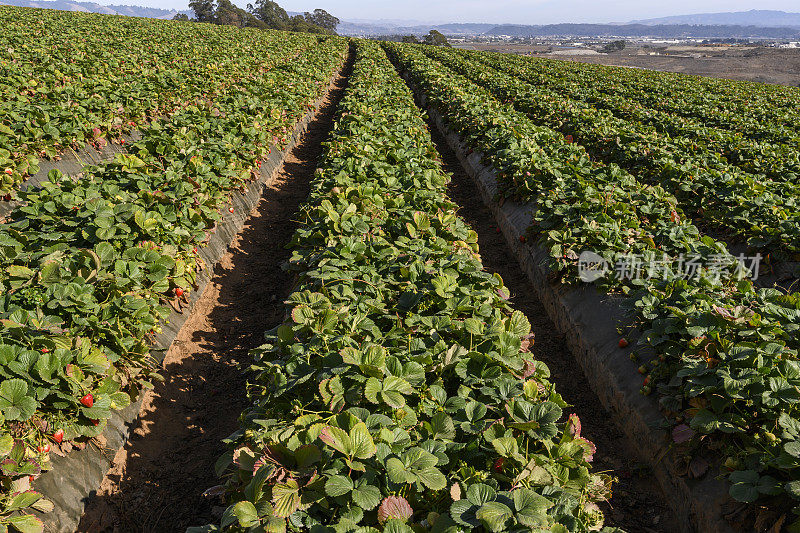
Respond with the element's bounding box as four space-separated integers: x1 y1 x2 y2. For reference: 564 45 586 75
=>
430 124 680 533
77 55 353 533
459 42 800 87
556 47 800 87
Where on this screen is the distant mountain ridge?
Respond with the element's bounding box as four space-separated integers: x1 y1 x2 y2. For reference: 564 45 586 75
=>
339 21 495 37
629 9 800 29
0 0 190 19
337 11 800 38
338 21 800 39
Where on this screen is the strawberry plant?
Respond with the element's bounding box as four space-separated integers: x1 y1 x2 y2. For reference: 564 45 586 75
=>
422 46 800 260
487 53 800 146
385 42 800 528
0 7 338 195
194 41 617 533
479 52 800 183
0 9 347 531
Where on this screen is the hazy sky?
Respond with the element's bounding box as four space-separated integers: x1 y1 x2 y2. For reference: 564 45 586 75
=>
278 0 799 24
122 0 800 24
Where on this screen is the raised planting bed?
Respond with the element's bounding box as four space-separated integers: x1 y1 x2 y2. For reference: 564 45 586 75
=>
422 104 730 533
385 41 800 532
0 7 320 195
32 73 342 531
0 132 141 220
192 40 620 533
0 24 348 532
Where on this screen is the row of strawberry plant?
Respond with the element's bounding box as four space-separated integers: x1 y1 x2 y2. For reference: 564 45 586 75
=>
384 42 800 528
0 20 347 531
496 54 800 145
420 46 800 259
194 40 616 533
0 7 308 194
470 49 800 182
387 44 732 284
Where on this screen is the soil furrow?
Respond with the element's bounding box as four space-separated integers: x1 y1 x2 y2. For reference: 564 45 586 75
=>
77 53 353 533
428 121 679 533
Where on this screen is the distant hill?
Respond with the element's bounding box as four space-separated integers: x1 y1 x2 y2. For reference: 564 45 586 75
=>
338 21 494 37
0 0 190 19
630 10 800 29
336 21 405 36
337 17 800 39
483 23 800 39
433 23 496 34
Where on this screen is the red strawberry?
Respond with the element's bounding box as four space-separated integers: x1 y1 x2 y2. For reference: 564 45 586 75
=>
80 393 94 408
493 457 505 472
618 338 629 348
175 287 184 298
29 475 36 483
90 419 99 426
643 376 651 386
519 235 526 243
52 429 64 443
495 227 501 234
228 206 235 213
37 444 50 453
3 169 12 175
3 194 11 201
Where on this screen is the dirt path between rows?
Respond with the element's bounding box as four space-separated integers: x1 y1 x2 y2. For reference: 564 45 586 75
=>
77 56 353 533
429 124 680 533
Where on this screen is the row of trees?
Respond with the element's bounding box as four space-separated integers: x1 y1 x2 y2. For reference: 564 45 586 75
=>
372 31 450 47
180 0 339 34
402 30 450 47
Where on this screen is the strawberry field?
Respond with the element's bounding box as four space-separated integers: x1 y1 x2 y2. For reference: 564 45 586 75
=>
2 4 800 532
384 42 800 531
193 41 615 533
419 47 800 262
0 6 348 530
